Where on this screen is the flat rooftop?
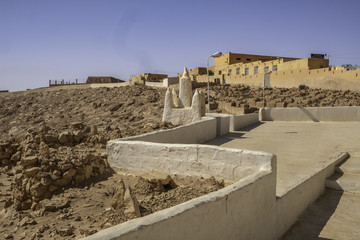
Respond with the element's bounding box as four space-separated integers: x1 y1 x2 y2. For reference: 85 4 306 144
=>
205 121 360 196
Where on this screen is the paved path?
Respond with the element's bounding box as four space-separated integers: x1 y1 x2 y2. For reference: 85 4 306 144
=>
282 152 360 239
204 121 360 196
281 189 360 240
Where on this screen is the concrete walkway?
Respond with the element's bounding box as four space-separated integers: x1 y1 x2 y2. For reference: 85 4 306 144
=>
204 121 360 197
281 189 360 240
282 152 360 239
327 152 360 192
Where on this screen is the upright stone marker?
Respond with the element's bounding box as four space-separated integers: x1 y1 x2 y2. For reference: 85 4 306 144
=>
162 67 205 125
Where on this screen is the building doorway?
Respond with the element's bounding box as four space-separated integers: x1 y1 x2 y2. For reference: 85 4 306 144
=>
264 72 271 87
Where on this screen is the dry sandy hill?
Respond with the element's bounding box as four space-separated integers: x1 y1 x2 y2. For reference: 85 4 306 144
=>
0 84 359 239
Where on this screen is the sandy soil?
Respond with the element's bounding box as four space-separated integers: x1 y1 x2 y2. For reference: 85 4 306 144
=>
0 171 223 239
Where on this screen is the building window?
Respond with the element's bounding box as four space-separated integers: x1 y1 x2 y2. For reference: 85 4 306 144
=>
236 67 240 75
264 66 269 73
272 65 278 71
246 58 251 62
245 68 249 75
236 58 241 61
254 66 259 74
228 69 232 76
218 70 222 75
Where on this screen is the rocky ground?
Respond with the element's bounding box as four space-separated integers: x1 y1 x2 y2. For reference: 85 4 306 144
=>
0 172 223 239
201 84 360 112
1 84 360 239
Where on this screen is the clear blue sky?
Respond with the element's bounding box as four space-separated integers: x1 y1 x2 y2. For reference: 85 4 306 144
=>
1 0 359 91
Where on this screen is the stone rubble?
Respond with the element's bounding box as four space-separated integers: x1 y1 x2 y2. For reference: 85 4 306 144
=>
199 84 360 113
2 122 109 211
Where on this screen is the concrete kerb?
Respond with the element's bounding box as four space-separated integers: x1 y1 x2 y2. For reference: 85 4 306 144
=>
230 112 259 131
205 113 231 136
275 152 349 237
123 117 217 144
260 106 360 122
103 140 348 240
94 107 358 240
107 141 274 182
102 122 278 240
203 112 260 134
84 168 275 240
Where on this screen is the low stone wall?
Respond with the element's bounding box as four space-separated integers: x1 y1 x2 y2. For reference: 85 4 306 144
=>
107 141 273 181
275 152 349 236
144 81 165 88
230 113 259 131
88 142 276 240
124 117 216 144
97 139 347 240
261 106 360 122
87 108 353 240
205 113 230 136
89 82 130 88
163 77 179 86
217 101 247 115
86 171 275 240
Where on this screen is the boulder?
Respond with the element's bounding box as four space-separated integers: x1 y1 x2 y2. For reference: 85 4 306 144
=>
39 142 50 157
58 131 72 145
123 184 141 218
24 167 41 177
53 168 76 187
30 182 47 199
39 197 70 212
10 151 21 162
84 165 93 180
21 156 38 166
111 180 125 210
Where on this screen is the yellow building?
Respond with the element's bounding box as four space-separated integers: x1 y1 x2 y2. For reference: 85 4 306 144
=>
192 52 360 91
212 52 328 84
86 76 124 84
130 73 168 85
177 67 215 82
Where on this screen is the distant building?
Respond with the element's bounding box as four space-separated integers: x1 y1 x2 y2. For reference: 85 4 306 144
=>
211 52 328 84
190 52 360 91
342 64 360 71
177 67 214 82
130 73 168 85
86 76 125 84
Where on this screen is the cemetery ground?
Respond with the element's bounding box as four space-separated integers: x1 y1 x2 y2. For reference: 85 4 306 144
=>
0 84 360 239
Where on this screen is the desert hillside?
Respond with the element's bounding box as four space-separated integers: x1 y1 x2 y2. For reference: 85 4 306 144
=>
1 84 360 239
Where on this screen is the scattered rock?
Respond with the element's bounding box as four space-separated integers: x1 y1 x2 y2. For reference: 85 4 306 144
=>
58 226 74 237
21 156 38 166
4 233 13 239
58 131 72 145
111 180 125 210
39 197 70 212
18 216 37 227
24 167 41 177
10 151 21 162
38 142 50 157
123 184 141 218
